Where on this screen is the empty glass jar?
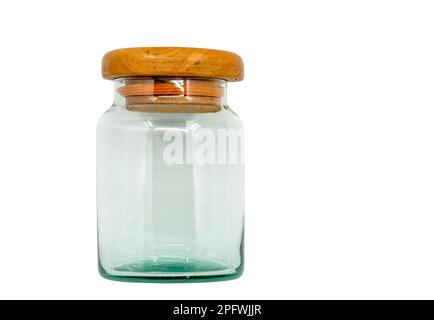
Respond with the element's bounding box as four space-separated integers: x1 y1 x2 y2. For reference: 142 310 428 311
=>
97 47 245 282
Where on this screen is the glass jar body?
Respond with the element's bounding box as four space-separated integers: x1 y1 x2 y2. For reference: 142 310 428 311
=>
97 79 244 282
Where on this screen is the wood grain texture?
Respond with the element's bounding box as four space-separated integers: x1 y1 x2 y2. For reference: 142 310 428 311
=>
102 47 244 81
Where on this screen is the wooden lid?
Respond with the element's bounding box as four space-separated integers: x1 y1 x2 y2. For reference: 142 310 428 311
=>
102 47 244 81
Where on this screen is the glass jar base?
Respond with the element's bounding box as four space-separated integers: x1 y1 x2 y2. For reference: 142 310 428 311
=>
99 258 243 283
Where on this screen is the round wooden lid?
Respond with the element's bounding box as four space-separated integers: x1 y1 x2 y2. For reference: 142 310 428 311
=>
102 47 244 81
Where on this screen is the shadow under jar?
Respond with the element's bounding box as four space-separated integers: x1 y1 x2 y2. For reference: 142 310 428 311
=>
97 47 245 282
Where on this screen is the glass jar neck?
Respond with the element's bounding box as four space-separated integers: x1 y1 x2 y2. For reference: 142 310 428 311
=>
113 77 227 113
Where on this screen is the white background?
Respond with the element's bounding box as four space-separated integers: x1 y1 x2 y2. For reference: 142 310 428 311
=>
0 0 434 299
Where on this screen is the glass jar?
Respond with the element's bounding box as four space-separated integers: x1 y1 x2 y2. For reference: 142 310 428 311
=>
97 47 244 282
